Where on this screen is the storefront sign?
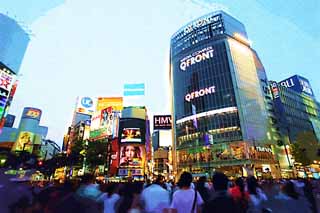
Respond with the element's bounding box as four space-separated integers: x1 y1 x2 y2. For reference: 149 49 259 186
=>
256 146 272 153
154 115 172 130
185 86 215 102
180 47 214 71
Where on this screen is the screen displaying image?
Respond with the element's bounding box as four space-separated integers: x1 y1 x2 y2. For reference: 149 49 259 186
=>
121 128 141 143
119 145 145 167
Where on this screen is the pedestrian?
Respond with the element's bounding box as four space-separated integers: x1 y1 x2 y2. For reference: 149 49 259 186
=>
246 176 268 213
170 172 204 213
271 180 312 213
196 176 210 203
228 177 249 213
115 182 144 213
202 172 240 213
141 175 170 213
97 183 120 213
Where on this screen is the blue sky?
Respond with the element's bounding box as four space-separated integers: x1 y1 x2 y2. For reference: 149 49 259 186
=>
1 0 319 147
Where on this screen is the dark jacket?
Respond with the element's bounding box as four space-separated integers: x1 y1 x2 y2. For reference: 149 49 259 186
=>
202 191 240 213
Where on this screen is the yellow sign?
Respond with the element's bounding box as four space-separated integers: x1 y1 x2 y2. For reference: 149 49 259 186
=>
96 97 123 111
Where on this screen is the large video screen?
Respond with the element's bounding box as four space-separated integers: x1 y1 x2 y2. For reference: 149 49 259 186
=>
120 128 141 143
119 145 145 168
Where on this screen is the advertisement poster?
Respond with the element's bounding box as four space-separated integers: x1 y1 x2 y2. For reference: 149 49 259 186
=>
119 145 145 167
108 139 119 176
100 107 120 138
120 128 141 143
13 131 35 153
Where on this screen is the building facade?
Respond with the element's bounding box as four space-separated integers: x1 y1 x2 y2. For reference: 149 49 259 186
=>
170 11 278 177
0 14 30 131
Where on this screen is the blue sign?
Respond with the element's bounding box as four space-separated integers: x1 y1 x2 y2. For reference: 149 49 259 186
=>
279 75 314 97
81 97 93 108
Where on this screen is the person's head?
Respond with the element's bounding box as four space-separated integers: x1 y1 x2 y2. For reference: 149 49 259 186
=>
247 176 258 195
196 176 207 188
212 172 229 191
178 171 193 188
282 181 299 199
235 177 245 192
154 175 165 185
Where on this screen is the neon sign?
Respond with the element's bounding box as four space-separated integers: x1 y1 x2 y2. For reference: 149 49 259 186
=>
185 86 215 102
180 47 214 71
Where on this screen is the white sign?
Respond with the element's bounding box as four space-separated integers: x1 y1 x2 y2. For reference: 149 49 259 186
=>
185 86 215 102
256 146 272 153
180 47 214 71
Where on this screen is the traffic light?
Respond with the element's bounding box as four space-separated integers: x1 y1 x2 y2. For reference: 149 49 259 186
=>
37 160 43 167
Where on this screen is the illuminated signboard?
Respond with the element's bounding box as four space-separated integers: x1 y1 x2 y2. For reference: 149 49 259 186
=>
13 131 35 153
22 107 42 121
154 115 172 130
270 81 279 99
185 86 215 102
279 75 314 97
76 96 96 115
119 144 145 168
180 46 214 71
96 97 123 111
120 128 141 143
172 13 221 39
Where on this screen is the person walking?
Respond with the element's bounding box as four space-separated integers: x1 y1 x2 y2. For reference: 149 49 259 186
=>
141 175 170 213
202 172 240 213
246 176 268 213
170 172 204 213
228 177 249 213
97 183 120 213
196 176 210 203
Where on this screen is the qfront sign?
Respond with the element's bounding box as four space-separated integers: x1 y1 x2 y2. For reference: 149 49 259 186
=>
185 86 216 102
180 46 214 71
154 115 172 130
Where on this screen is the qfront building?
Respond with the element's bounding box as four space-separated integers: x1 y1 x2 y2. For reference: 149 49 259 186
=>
170 11 279 178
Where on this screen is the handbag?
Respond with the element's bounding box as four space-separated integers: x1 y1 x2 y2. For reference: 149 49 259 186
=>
191 189 197 213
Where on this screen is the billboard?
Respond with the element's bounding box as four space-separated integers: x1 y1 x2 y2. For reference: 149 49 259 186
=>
75 96 96 115
100 107 121 138
154 115 172 130
119 144 145 168
0 65 15 119
120 128 142 143
108 139 119 176
279 75 314 97
22 107 42 121
90 111 102 132
96 97 123 111
13 131 35 152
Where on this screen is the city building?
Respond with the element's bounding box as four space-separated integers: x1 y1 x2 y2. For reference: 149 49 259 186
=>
270 75 320 176
116 106 150 180
0 107 49 155
0 14 30 129
40 139 60 160
170 11 278 178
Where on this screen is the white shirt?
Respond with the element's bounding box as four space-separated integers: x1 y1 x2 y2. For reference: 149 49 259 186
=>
171 188 204 213
141 184 170 213
98 193 120 213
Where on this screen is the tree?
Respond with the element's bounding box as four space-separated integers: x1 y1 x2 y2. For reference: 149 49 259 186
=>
291 131 320 166
86 139 108 169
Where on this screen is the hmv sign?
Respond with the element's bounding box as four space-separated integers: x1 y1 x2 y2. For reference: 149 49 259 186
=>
154 115 172 130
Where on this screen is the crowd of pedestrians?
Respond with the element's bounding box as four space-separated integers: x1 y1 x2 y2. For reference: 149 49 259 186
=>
7 172 320 213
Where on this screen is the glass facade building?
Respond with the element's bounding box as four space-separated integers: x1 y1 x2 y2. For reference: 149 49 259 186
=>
0 13 30 74
170 11 277 177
